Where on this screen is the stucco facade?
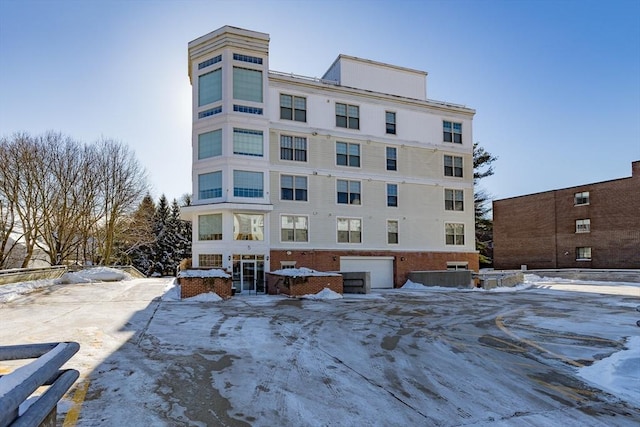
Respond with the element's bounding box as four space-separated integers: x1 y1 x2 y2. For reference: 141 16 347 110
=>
493 161 640 270
182 26 478 291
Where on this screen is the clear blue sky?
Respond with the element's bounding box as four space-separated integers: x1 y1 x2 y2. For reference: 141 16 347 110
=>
1 0 639 203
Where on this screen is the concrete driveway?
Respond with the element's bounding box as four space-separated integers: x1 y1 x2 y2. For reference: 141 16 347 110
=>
1 278 639 426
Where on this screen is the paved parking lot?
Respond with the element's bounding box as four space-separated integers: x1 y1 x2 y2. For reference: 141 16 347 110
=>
1 278 639 426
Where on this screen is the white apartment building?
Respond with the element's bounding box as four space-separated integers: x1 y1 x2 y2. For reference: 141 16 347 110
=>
182 26 477 292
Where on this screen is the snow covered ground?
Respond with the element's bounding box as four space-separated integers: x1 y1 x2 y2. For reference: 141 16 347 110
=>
1 270 639 426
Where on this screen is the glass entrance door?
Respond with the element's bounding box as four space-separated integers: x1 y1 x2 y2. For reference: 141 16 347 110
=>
241 260 256 292
233 254 266 294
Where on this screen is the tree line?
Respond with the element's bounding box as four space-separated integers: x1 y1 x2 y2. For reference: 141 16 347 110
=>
0 131 191 275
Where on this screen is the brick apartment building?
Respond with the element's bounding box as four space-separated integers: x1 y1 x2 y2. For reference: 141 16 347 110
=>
493 160 640 270
181 26 478 292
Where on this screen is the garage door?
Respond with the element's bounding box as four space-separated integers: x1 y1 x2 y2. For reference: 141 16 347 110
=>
340 257 394 289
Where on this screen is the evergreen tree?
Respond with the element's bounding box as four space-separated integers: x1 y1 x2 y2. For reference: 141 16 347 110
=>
170 198 192 268
148 194 172 276
126 193 156 274
473 143 498 268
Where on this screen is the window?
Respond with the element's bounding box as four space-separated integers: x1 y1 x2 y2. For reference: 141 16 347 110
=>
233 170 263 198
576 219 591 233
336 103 359 129
199 254 223 268
233 53 262 64
198 69 222 106
336 142 360 167
198 55 222 70
198 106 222 119
387 220 398 244
445 223 465 245
444 155 463 177
233 105 263 114
445 189 464 211
198 171 222 199
280 94 307 122
386 111 396 134
337 218 361 243
233 67 262 102
198 129 222 159
337 180 361 205
446 262 468 270
280 135 307 161
281 175 308 201
281 215 309 242
233 213 264 240
280 261 297 269
233 128 263 157
386 147 397 171
198 214 222 240
576 247 592 260
443 121 462 143
575 191 590 205
387 184 398 207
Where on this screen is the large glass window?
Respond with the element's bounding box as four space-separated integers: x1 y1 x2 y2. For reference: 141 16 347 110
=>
198 171 222 199
198 129 222 159
198 69 222 107
233 170 263 198
198 214 222 240
445 223 465 245
233 128 263 157
337 180 361 205
336 142 360 167
444 155 463 177
443 121 462 143
387 184 398 207
199 254 223 267
337 218 361 243
281 215 308 242
280 135 307 161
386 147 397 171
280 94 307 122
233 67 262 103
336 103 359 129
281 175 308 201
445 189 464 211
233 213 264 240
387 220 398 244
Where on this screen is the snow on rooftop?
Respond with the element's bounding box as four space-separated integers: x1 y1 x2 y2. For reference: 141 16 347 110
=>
269 267 340 277
57 267 131 284
177 269 231 278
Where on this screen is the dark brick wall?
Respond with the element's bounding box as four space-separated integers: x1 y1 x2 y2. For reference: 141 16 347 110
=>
494 161 640 269
266 273 343 296
270 249 479 288
180 276 233 299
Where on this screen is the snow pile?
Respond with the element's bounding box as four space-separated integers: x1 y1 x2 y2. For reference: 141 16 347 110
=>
578 336 640 406
56 267 131 284
161 281 180 301
177 269 230 278
483 282 534 292
300 287 343 300
0 279 55 303
270 267 340 277
401 279 428 290
184 292 223 302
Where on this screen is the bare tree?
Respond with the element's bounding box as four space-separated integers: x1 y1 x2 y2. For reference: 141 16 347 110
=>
93 139 149 265
0 196 19 268
0 133 47 267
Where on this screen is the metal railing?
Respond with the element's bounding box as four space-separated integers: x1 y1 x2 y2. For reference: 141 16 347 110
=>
0 267 67 287
0 342 80 427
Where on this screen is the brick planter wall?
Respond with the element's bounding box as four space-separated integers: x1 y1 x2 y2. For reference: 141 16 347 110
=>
179 276 233 299
266 273 343 296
